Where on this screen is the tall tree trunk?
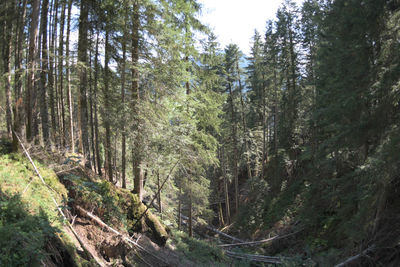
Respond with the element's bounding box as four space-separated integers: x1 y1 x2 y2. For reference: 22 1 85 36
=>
12 0 27 151
188 187 193 237
2 0 14 138
66 0 74 151
286 19 297 154
39 0 50 143
94 31 102 176
104 30 113 182
58 0 66 146
218 202 225 227
121 8 128 189
157 170 162 214
185 50 193 236
262 74 267 179
32 24 41 145
114 135 118 182
227 82 239 213
48 0 58 144
88 30 96 171
132 2 143 200
236 60 251 179
78 0 90 163
26 0 40 142
273 68 278 157
178 186 182 230
221 144 230 225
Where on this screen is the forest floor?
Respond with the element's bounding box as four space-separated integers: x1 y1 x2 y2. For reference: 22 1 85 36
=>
0 135 238 266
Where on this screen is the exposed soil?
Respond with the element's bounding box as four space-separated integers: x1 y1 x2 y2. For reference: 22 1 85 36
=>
71 216 195 267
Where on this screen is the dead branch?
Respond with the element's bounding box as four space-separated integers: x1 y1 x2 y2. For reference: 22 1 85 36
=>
334 245 376 267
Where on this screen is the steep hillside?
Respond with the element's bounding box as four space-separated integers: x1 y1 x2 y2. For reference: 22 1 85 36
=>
0 137 237 266
0 138 89 266
0 138 170 266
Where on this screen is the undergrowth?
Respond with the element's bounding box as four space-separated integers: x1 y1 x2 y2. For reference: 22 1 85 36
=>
0 142 89 266
0 193 56 266
171 229 228 266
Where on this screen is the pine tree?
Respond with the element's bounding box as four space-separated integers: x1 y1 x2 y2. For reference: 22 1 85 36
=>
247 30 266 178
223 44 241 213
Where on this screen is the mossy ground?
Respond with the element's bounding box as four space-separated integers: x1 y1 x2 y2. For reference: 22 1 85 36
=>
0 138 89 266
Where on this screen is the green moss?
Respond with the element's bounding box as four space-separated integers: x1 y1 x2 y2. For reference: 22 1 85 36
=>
0 149 88 266
0 153 68 225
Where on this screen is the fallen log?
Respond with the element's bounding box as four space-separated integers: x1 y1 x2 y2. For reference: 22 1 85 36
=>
334 245 376 267
180 214 245 243
225 250 282 264
219 229 302 247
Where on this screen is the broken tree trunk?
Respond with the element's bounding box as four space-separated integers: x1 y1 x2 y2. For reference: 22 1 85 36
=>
180 214 245 243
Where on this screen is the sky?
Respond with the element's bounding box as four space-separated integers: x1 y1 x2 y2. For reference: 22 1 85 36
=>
198 0 304 55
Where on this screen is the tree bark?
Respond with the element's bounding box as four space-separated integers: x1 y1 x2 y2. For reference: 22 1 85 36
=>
58 0 66 146
93 30 102 176
49 0 58 144
39 0 50 143
131 1 143 200
88 30 96 171
66 0 74 152
12 0 27 151
104 30 113 182
121 7 128 189
26 0 40 142
78 0 90 163
2 0 14 138
221 144 230 224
